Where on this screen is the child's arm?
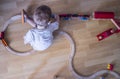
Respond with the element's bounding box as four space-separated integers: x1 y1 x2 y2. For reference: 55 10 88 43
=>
23 10 36 27
49 14 60 32
26 16 36 27
54 14 60 23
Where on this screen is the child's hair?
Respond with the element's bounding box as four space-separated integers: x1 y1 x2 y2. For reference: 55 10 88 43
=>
33 5 52 22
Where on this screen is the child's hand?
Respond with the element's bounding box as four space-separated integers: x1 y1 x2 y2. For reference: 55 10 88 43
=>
22 10 28 21
54 14 60 22
24 14 27 21
22 10 35 27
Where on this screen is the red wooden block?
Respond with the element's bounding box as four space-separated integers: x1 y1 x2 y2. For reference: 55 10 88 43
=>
109 64 114 70
97 28 115 41
107 64 114 70
0 32 4 40
93 12 114 19
115 30 120 33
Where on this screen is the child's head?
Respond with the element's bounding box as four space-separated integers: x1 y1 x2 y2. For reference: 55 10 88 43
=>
33 5 52 29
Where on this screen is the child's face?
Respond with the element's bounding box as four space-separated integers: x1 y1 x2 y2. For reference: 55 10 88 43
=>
33 15 48 29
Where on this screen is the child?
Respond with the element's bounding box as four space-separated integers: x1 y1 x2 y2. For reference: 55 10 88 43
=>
24 5 59 51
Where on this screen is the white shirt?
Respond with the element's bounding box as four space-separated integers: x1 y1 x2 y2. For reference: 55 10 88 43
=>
24 21 59 51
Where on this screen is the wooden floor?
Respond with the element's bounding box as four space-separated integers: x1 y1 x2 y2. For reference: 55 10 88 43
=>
0 0 120 79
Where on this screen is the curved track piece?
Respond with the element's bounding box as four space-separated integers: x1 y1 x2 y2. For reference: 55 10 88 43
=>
1 15 120 78
58 31 120 79
1 15 36 56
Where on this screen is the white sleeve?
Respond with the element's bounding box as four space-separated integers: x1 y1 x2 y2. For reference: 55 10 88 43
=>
24 30 33 44
49 21 59 32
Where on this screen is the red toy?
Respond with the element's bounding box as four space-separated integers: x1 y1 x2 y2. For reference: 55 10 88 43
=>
59 14 90 17
0 32 7 46
0 32 4 40
1 39 8 46
107 64 114 71
93 12 114 19
97 28 115 41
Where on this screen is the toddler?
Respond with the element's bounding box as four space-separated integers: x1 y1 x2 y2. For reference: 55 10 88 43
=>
24 5 59 51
